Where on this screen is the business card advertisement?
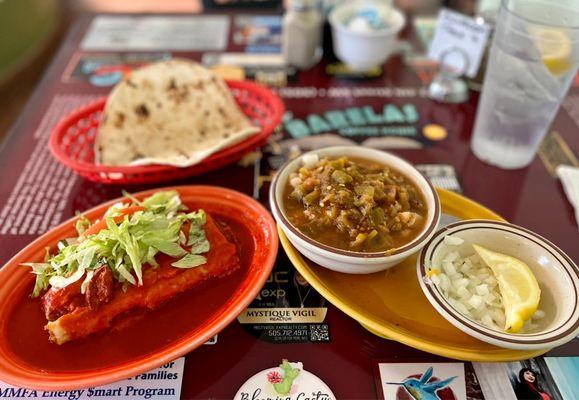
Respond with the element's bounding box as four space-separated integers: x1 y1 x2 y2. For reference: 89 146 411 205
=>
377 362 467 400
0 359 185 400
237 255 330 344
234 360 335 400
473 358 571 400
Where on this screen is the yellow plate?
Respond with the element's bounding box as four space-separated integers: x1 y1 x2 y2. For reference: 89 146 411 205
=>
279 188 550 361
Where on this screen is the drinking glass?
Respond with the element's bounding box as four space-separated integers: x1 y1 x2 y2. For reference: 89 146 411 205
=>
471 0 579 169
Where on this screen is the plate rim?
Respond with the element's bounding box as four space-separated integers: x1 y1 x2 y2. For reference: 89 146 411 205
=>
0 185 278 390
279 188 550 362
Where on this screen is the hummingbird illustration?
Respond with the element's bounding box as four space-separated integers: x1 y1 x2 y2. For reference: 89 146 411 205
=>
387 367 457 400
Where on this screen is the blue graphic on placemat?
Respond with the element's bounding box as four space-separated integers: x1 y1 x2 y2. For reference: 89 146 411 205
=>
246 44 281 54
68 53 171 86
387 367 457 400
234 15 282 53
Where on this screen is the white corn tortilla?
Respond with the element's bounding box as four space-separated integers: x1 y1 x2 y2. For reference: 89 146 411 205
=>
95 59 260 167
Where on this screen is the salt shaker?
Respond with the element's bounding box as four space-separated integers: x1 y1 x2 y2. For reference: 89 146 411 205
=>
282 0 324 69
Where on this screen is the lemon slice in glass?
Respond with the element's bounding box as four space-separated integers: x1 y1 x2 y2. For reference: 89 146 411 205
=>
531 28 573 76
473 244 541 333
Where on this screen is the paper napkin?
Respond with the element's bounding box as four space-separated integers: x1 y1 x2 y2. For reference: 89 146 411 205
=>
557 165 579 230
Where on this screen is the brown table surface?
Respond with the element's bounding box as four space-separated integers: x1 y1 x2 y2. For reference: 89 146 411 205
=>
0 12 578 399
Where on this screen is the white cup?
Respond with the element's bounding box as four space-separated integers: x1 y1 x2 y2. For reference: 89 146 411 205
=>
329 1 406 71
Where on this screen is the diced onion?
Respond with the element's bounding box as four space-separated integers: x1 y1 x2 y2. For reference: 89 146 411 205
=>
475 284 489 296
290 177 302 187
428 236 542 333
49 267 85 289
302 154 319 168
444 235 465 246
80 270 95 294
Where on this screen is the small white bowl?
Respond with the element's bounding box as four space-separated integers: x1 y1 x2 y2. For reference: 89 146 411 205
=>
270 146 441 274
329 1 406 71
417 220 579 350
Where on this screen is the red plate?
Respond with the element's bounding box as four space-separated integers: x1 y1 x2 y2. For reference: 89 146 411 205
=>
49 80 284 184
0 186 278 390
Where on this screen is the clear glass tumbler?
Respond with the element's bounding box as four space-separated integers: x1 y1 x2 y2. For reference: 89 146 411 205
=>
471 0 579 169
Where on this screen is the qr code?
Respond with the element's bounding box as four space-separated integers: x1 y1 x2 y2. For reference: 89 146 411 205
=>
309 324 330 342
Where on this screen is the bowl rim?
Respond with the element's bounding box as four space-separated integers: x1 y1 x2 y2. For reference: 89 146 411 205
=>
417 219 579 348
270 146 441 259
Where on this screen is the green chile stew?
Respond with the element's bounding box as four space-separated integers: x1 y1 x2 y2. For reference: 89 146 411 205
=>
283 156 427 253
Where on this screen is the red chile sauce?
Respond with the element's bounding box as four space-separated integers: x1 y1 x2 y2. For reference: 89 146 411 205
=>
5 216 251 372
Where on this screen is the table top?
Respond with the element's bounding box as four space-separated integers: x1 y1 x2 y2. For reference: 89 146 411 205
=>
0 12 578 399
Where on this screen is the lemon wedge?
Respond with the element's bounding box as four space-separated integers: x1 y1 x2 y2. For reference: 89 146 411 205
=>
531 28 573 76
473 244 541 333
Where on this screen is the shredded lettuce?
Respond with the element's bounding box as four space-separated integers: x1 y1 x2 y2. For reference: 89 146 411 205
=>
187 210 210 254
75 213 91 236
25 190 210 297
80 270 95 294
103 201 130 218
171 254 206 269
49 267 85 289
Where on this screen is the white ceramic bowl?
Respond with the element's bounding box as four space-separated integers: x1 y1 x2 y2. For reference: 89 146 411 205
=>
329 1 406 71
270 146 441 274
417 220 579 350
